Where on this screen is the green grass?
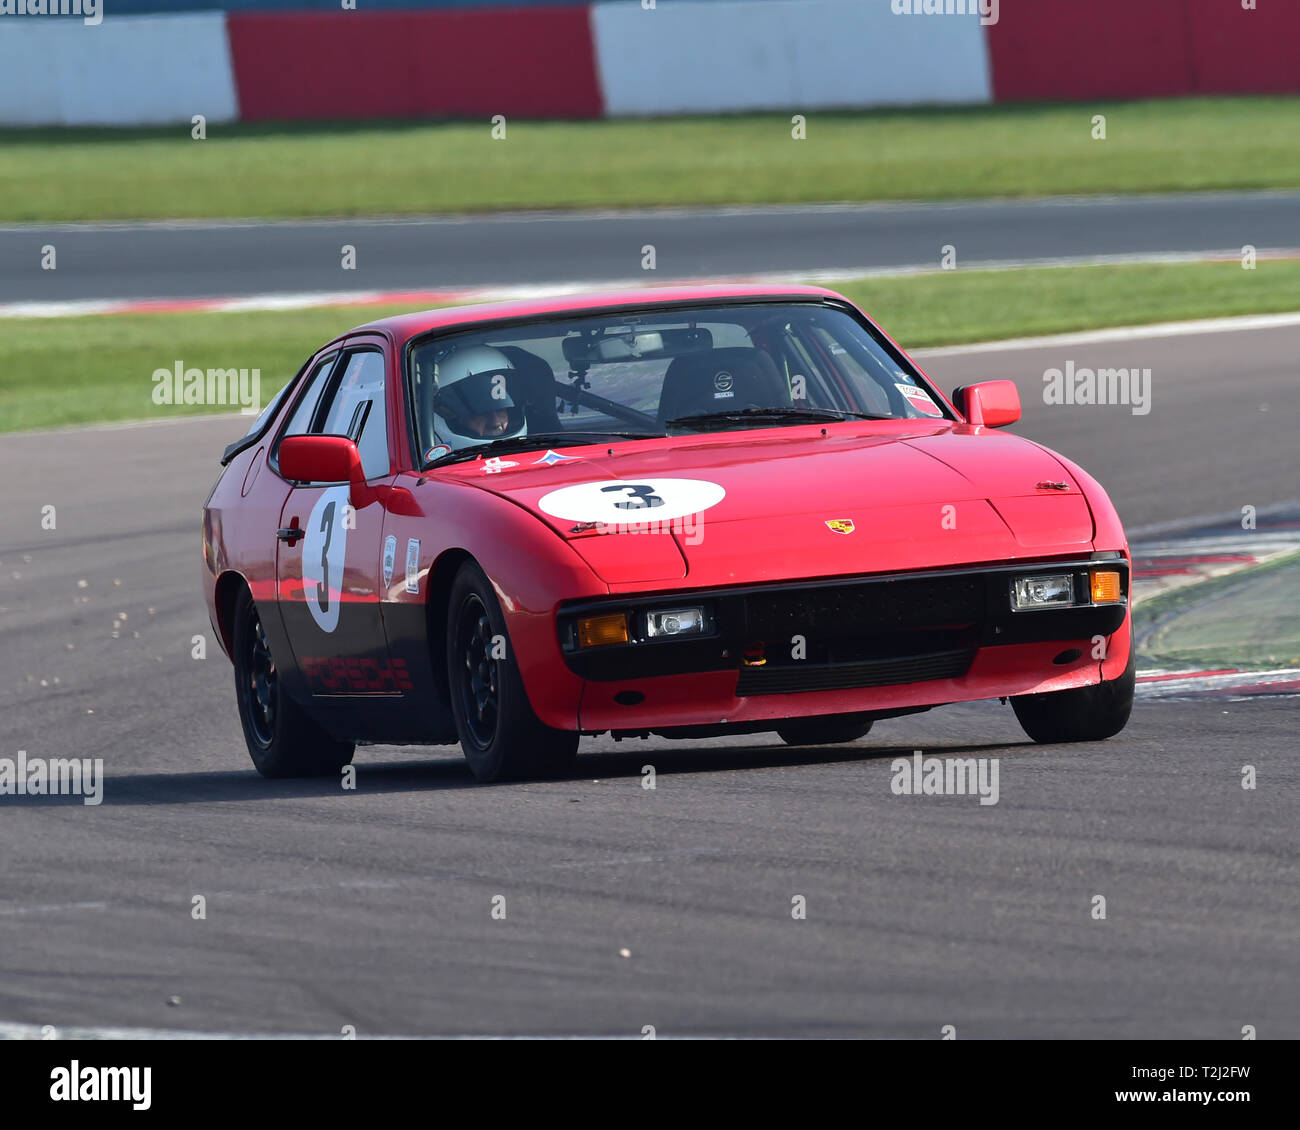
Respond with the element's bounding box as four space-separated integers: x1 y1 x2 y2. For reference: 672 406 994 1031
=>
1 98 1298 222
4 258 1298 433
1134 551 1300 671
1 305 382 433
832 258 1300 347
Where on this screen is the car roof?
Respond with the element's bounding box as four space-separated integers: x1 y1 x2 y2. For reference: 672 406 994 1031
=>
346 283 849 345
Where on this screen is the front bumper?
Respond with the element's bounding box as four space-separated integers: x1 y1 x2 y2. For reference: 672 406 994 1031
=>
558 556 1130 732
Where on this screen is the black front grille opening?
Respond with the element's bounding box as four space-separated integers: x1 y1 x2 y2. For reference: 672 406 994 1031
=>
744 577 985 638
745 627 979 668
736 648 975 696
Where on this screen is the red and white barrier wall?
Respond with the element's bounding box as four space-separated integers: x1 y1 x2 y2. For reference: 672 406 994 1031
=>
2 0 1298 127
226 6 604 121
592 1 991 116
0 14 238 126
987 0 1300 102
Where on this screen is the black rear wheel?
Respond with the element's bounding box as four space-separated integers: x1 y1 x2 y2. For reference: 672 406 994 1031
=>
232 587 354 778
446 561 579 783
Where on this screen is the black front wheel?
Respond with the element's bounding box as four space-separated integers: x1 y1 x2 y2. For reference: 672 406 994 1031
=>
446 561 579 783
232 587 354 778
1011 651 1135 743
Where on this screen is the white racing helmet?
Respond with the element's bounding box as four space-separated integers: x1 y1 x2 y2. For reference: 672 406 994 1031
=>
432 345 527 451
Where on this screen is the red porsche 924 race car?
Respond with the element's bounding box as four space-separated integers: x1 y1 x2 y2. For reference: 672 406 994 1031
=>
203 285 1133 782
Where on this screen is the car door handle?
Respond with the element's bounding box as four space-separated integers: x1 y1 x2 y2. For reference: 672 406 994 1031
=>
276 524 304 545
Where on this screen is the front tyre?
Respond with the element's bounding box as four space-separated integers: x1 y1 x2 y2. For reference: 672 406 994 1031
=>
232 587 354 778
446 561 579 783
1011 651 1135 743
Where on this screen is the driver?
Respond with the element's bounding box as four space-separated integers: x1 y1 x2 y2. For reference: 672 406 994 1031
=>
432 346 527 450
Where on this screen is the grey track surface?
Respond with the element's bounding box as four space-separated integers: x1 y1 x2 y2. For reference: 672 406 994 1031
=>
3 191 1299 303
1 325 1297 1037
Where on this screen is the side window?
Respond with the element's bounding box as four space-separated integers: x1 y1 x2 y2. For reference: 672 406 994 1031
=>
319 350 389 479
282 352 338 437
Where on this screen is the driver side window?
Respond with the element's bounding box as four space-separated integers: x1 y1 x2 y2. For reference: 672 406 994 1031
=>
318 350 390 480
281 352 338 438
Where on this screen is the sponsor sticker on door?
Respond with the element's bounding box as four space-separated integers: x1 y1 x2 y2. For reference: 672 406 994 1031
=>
405 538 421 594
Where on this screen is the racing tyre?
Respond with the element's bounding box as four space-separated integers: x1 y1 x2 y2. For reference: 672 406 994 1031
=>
447 561 580 783
1011 651 1135 743
232 587 355 778
776 715 874 746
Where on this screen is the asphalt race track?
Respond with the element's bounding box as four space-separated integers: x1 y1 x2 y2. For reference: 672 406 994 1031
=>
1 321 1297 1038
3 191 1299 304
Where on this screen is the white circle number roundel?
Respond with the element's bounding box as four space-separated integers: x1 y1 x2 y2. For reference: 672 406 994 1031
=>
537 478 726 524
300 485 350 633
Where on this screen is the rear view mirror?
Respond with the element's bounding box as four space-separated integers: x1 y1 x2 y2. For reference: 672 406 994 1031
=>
953 380 1021 428
562 326 712 365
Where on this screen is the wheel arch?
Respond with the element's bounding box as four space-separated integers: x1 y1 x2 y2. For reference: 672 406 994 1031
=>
213 570 252 661
424 547 476 704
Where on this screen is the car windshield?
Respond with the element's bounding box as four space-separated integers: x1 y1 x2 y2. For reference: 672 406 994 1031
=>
407 300 947 465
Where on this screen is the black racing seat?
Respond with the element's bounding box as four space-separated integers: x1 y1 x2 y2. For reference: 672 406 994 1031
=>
498 346 562 433
658 346 790 426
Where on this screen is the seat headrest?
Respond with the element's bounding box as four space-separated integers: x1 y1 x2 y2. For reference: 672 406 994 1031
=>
498 346 561 432
659 347 788 425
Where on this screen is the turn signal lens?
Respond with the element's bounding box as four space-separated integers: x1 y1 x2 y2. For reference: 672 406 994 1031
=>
577 613 629 649
1090 570 1122 604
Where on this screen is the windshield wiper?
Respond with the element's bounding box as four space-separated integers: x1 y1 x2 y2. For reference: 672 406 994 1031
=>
666 406 889 430
425 431 663 468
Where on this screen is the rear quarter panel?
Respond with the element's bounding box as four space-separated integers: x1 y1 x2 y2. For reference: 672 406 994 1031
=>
204 440 288 660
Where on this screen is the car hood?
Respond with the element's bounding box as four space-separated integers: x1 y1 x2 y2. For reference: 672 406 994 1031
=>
453 425 1097 587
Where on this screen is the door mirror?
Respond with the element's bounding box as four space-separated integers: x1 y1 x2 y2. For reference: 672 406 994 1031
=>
953 380 1021 428
278 434 362 484
278 434 378 508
